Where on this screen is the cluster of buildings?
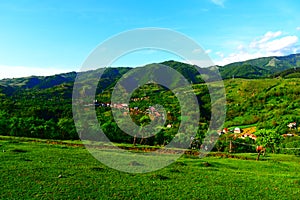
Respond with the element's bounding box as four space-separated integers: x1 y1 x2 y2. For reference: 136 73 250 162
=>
217 121 298 141
85 99 173 127
218 127 257 141
87 99 299 138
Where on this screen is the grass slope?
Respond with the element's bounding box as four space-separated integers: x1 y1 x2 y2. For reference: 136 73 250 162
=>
223 78 300 127
1 138 300 199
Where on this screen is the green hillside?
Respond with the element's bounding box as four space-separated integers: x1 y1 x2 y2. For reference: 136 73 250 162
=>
218 53 300 79
219 64 271 79
2 53 300 95
272 67 300 78
0 75 299 144
223 78 300 130
0 53 299 149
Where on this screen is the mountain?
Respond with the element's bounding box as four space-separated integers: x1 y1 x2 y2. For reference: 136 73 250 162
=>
218 53 300 79
218 64 271 79
1 53 300 97
272 67 300 78
0 68 132 96
0 72 77 89
0 62 206 96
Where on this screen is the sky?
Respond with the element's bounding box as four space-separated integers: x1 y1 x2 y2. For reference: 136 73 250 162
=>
0 0 300 79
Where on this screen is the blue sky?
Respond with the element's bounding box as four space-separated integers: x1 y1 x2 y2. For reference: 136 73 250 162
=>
0 0 300 78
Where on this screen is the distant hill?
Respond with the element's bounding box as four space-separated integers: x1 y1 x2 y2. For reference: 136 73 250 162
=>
218 53 300 79
0 72 77 89
218 64 271 79
0 62 206 96
272 67 300 78
1 53 300 96
0 68 132 96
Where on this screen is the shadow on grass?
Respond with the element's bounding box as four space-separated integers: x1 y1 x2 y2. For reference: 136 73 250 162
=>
91 167 106 172
150 174 170 180
11 149 28 153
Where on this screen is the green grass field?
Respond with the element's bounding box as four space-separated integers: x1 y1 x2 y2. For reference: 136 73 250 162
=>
1 137 300 199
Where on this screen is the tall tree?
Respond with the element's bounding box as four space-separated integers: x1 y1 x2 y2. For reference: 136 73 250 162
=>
256 129 283 154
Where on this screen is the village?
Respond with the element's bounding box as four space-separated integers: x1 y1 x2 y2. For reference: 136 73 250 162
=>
84 98 300 154
217 121 298 140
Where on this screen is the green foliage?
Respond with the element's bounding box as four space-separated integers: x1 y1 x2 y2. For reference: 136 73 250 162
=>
219 64 270 79
224 78 300 131
160 60 205 84
0 56 299 147
279 137 300 155
219 53 300 79
255 129 284 153
57 118 78 140
272 66 300 78
214 135 230 152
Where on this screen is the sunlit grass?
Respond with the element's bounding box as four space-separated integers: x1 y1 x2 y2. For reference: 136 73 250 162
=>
1 138 300 199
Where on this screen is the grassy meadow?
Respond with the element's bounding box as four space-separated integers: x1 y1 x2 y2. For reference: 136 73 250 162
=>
1 137 300 199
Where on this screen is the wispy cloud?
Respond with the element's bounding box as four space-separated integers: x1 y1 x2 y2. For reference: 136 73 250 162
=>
214 30 299 66
210 0 226 7
249 31 282 48
215 31 300 65
205 49 212 54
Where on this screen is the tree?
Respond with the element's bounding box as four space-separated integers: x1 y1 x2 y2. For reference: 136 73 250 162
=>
138 115 151 145
255 129 283 154
0 111 9 135
57 118 78 140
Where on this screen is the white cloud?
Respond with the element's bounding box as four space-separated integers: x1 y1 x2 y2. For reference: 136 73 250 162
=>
205 49 212 54
215 31 299 66
297 27 300 31
210 0 226 7
0 65 72 79
263 35 298 52
250 31 282 48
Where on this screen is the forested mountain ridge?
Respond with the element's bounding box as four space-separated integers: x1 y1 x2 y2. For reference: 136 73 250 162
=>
217 53 300 79
1 53 300 95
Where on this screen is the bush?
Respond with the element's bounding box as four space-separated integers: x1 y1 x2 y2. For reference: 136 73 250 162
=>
279 140 300 155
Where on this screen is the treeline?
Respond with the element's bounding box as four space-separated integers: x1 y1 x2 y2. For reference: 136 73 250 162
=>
0 114 77 140
0 81 212 145
0 83 78 140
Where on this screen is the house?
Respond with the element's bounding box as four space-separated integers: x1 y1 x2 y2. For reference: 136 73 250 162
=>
217 128 229 135
240 133 257 140
287 122 297 129
282 133 295 137
217 130 223 135
234 127 242 134
223 128 229 133
217 130 225 135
